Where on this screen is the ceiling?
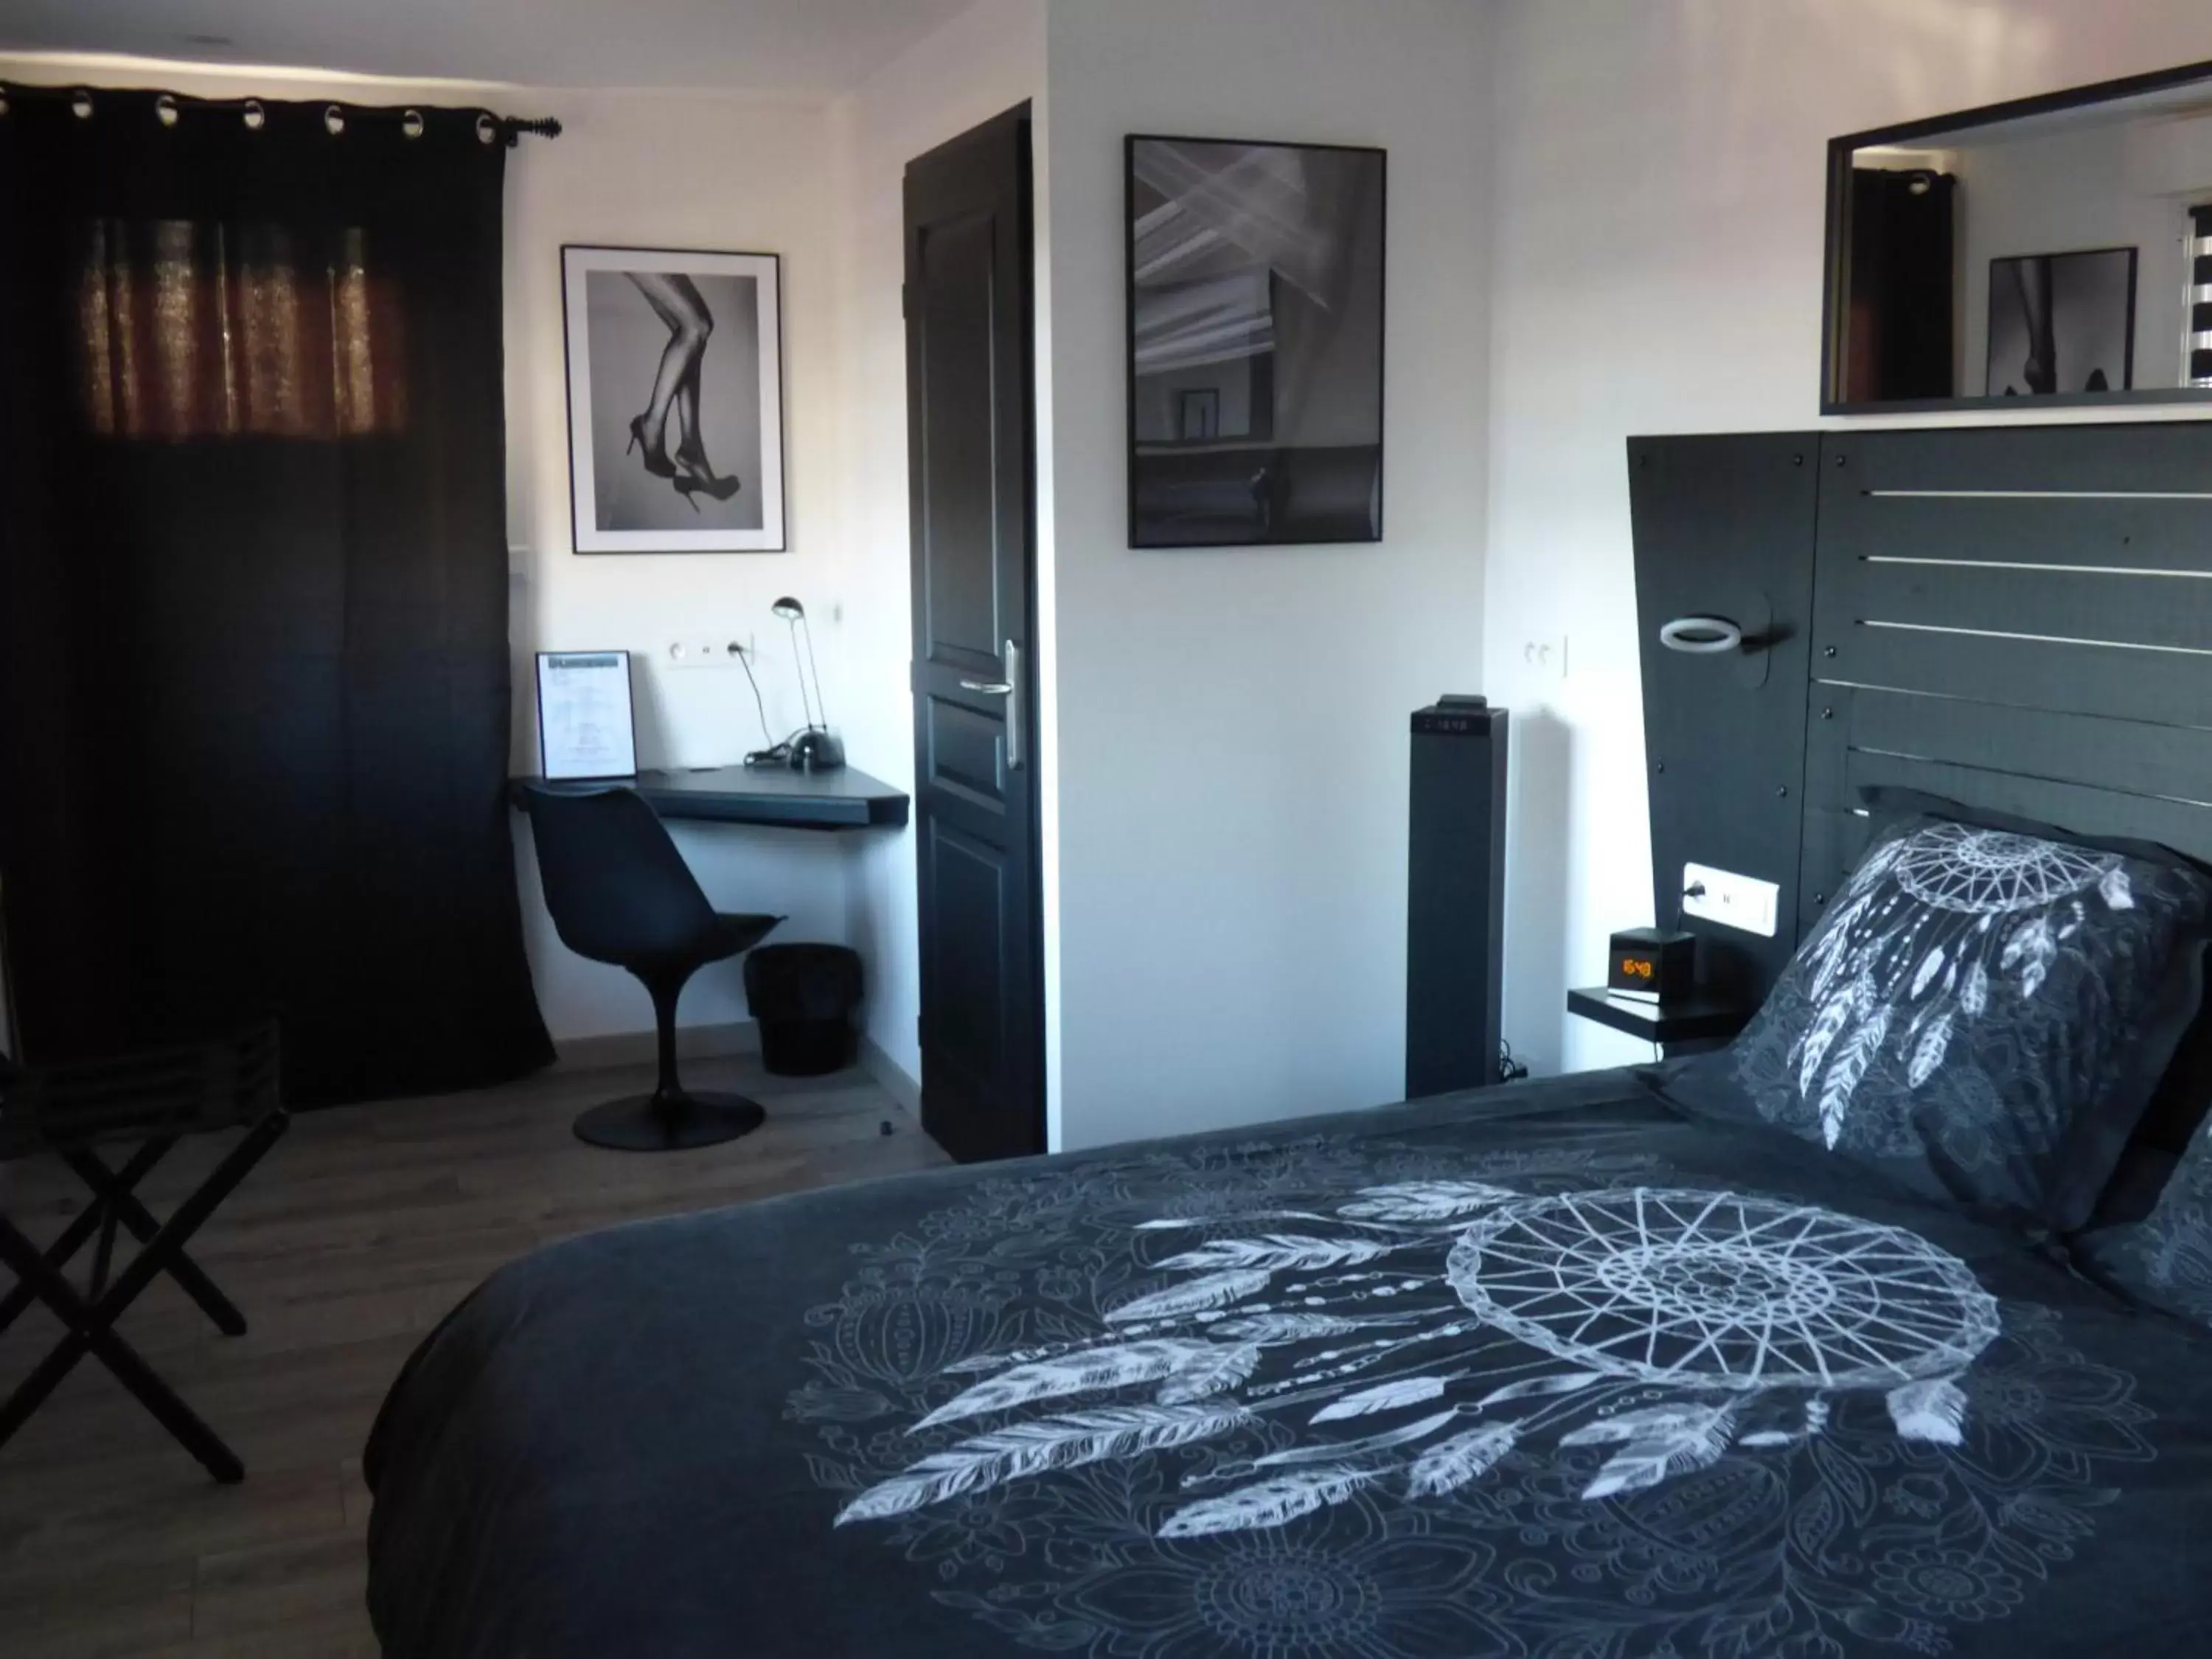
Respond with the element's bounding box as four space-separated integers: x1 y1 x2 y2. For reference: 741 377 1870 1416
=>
0 0 978 93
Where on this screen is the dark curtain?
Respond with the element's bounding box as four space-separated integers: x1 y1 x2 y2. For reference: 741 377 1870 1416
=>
0 88 552 1105
1844 167 1956 404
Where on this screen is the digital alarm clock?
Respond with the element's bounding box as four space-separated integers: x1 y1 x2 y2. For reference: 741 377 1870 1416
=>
1607 928 1696 1004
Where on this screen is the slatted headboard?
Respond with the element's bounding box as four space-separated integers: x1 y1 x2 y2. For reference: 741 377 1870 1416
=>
1631 421 2212 1009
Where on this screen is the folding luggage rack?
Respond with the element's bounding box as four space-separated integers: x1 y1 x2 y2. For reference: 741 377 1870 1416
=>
0 1021 287 1481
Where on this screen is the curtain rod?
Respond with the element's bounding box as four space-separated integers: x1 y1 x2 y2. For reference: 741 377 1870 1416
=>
0 80 561 145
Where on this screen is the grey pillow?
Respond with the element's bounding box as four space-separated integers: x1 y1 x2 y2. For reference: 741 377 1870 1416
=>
2082 1127 2212 1327
1653 813 2211 1228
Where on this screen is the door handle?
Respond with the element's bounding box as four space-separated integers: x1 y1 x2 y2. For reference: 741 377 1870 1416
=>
956 639 1023 770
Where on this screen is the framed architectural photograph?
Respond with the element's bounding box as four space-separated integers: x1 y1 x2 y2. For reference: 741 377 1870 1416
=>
1126 135 1386 548
1985 246 2138 397
562 246 785 553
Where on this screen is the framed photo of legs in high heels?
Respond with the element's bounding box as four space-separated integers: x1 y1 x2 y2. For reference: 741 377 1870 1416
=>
561 246 785 552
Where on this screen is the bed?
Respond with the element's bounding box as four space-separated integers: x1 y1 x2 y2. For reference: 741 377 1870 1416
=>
363 1064 2212 1658
368 420 2212 1655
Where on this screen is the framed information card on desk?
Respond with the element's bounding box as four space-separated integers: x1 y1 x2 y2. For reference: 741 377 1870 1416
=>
536 651 638 781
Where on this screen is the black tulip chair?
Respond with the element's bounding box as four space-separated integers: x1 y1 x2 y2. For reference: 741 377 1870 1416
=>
521 786 780 1150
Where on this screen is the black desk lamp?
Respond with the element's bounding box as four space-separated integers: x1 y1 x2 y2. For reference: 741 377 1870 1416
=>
772 597 844 771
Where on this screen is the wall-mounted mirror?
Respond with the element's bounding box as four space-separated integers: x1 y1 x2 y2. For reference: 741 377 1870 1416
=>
1823 59 2212 414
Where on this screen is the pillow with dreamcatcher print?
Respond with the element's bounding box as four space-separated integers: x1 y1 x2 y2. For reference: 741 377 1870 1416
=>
2073 1110 2212 1329
1650 791 2212 1231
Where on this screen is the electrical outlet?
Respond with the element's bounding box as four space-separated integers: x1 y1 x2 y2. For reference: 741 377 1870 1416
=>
664 636 754 670
1682 863 1780 938
1521 635 1568 680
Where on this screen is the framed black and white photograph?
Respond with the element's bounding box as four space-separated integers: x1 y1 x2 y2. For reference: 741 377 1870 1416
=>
562 246 785 553
1127 134 1385 549
1986 246 2137 397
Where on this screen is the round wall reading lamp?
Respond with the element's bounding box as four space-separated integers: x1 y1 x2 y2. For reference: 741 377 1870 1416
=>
1658 616 1743 654
1658 594 1773 689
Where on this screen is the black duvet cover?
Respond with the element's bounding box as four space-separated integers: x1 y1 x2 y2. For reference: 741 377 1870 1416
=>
364 1069 2212 1658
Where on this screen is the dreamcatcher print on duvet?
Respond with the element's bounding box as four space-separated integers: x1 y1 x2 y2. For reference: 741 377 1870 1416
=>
791 1135 2152 1658
1723 815 2211 1220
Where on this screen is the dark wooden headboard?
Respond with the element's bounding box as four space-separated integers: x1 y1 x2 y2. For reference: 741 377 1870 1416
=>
1631 421 2212 1009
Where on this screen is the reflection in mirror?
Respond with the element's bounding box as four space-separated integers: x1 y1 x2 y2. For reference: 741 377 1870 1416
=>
1826 62 2212 411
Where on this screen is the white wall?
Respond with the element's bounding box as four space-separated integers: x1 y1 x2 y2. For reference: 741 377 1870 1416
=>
1043 0 1492 1150
501 86 855 1043
1481 0 2212 1079
0 55 860 1048
826 0 1049 1096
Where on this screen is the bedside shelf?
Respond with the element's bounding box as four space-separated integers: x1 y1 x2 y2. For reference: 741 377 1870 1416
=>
1567 987 1752 1048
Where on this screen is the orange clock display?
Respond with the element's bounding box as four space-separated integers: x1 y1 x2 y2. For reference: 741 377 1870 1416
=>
1607 928 1694 999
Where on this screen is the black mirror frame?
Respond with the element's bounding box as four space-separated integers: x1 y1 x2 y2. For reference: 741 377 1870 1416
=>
1821 56 2212 417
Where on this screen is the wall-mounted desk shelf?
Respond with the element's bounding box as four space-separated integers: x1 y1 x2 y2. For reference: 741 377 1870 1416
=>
509 766 909 832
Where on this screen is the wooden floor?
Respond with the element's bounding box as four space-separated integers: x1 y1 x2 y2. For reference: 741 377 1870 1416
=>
0 1054 946 1657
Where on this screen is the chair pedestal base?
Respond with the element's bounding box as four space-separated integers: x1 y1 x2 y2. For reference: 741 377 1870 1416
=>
571 1091 766 1152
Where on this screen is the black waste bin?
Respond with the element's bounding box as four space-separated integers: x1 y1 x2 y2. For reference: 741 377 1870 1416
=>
744 944 863 1077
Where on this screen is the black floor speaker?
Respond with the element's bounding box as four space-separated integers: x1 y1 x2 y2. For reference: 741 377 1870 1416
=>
1405 695 1508 1099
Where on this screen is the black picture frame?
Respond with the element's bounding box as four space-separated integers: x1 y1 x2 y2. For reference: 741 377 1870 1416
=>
535 650 639 782
1819 55 2212 416
1983 246 2138 398
560 245 788 554
1126 133 1387 549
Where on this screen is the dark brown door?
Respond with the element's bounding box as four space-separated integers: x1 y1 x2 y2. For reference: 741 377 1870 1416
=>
905 105 1043 1163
